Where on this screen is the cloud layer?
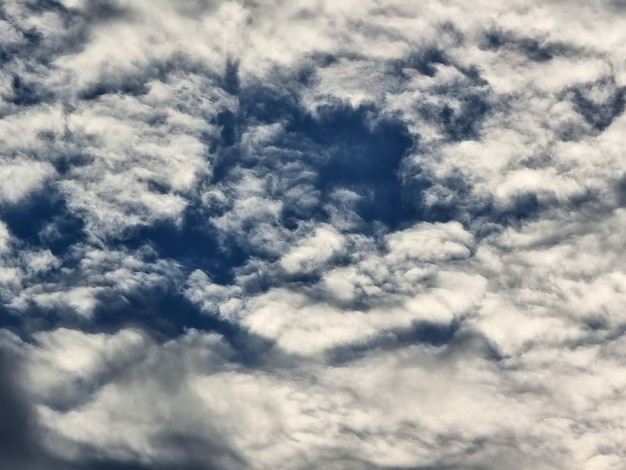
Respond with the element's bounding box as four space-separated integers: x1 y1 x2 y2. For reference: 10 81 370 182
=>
1 0 626 468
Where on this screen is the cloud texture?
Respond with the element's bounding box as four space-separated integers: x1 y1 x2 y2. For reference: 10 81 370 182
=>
1 0 626 468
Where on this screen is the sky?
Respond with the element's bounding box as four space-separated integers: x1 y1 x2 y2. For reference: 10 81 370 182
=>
0 0 626 468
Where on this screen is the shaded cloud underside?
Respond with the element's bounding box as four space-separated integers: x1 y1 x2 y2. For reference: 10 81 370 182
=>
1 0 626 468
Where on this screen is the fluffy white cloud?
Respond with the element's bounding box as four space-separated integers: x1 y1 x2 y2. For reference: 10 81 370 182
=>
1 0 626 468
279 224 345 275
0 160 55 204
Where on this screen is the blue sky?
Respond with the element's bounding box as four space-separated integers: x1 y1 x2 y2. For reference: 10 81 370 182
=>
1 1 626 469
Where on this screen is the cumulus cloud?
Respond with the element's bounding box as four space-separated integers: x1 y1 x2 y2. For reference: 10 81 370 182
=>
0 0 625 469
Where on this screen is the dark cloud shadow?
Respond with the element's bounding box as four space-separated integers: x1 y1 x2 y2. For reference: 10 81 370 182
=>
24 0 130 23
221 57 241 95
3 281 275 371
73 461 156 470
418 91 490 142
481 28 578 62
0 280 237 341
388 45 493 144
392 46 449 77
0 183 85 256
289 102 418 229
7 74 53 106
209 74 424 239
327 319 459 365
0 2 45 64
79 77 150 100
122 208 248 286
0 348 247 470
327 319 503 366
81 0 130 22
379 463 488 470
70 430 247 470
0 345 75 470
489 187 597 230
615 173 626 207
570 79 626 132
0 348 39 466
215 109 238 147
91 288 230 337
149 432 248 470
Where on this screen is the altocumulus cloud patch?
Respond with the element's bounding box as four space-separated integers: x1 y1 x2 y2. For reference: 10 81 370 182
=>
1 0 626 469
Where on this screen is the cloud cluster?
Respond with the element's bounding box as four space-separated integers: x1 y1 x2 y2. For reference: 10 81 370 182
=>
1 0 626 469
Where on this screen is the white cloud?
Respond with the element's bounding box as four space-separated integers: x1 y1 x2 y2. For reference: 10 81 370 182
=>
1 0 626 468
279 224 345 275
0 160 55 204
385 221 474 264
0 222 12 255
184 269 242 320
